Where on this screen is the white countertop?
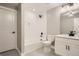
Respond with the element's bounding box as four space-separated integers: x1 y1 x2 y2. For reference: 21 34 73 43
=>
55 34 79 39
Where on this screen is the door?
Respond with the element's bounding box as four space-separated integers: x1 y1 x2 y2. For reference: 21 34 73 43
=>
55 41 67 56
0 8 17 52
68 45 79 56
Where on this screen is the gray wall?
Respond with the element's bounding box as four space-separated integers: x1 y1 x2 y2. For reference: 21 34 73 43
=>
47 7 60 35
60 15 74 34
17 4 21 52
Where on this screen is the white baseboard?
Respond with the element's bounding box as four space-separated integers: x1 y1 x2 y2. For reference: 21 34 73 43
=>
22 42 42 56
16 48 21 56
21 52 27 56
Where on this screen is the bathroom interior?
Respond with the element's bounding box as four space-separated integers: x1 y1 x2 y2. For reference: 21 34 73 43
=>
22 3 79 56
0 3 79 56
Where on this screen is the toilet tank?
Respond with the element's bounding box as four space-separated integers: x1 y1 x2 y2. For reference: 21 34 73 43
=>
47 35 55 41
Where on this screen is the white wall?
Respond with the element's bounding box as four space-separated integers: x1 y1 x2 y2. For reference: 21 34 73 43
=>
21 4 47 54
47 7 60 35
24 11 47 46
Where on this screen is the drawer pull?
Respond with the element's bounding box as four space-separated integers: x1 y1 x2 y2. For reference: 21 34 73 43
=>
68 46 70 51
66 45 67 50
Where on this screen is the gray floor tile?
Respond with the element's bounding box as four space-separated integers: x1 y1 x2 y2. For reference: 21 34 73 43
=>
25 47 59 56
0 49 20 56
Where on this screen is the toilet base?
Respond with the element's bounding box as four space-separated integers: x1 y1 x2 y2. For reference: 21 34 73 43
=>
43 45 51 53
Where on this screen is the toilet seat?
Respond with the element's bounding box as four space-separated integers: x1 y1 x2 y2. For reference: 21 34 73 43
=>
43 41 51 44
42 41 51 47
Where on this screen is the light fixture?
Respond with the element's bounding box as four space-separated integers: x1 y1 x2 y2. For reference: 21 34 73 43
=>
62 3 74 8
61 3 74 13
33 8 35 11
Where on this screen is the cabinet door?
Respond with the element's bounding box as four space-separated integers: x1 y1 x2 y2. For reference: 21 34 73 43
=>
55 37 67 56
68 45 79 56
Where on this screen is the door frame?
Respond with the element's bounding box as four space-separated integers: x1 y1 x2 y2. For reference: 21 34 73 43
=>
0 6 17 50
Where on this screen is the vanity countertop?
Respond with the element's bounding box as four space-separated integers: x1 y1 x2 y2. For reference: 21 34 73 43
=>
55 34 79 40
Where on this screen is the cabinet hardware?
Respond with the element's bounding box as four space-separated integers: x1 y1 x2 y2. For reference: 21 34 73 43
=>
68 46 70 51
66 45 67 50
12 31 15 34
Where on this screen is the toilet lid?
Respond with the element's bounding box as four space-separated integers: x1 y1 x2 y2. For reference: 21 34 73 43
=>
43 41 51 44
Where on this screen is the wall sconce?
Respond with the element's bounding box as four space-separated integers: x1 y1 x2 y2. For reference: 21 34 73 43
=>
38 14 42 18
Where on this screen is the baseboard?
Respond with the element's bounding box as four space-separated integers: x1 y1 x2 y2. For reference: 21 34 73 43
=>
22 42 42 56
16 48 21 56
21 52 27 56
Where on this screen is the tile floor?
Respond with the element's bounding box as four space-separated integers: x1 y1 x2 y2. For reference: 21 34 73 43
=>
0 47 60 56
0 49 20 56
25 47 59 56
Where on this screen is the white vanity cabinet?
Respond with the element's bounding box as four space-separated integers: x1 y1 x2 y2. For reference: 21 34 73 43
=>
55 36 79 56
68 44 79 56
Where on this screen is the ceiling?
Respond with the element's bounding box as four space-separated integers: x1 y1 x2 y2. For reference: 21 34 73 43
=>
0 3 61 11
0 3 19 10
22 3 62 11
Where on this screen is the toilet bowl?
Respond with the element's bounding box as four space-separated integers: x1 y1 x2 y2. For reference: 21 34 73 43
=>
41 35 55 52
42 41 51 47
42 40 51 52
41 35 55 49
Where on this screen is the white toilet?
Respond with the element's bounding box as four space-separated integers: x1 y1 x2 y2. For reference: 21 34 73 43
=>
42 35 55 52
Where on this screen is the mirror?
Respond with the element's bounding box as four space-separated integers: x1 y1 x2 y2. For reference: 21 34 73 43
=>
60 7 79 34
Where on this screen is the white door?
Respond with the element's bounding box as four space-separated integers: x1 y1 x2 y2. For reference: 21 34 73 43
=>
0 8 17 52
68 45 79 56
55 41 67 56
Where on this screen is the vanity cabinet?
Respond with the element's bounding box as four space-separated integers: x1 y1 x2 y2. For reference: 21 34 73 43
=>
55 37 79 56
68 44 79 56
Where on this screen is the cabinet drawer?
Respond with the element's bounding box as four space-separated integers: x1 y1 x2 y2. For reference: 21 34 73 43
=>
55 37 68 43
55 37 79 46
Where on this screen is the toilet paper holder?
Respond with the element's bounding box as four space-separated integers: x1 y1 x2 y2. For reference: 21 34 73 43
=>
40 32 43 37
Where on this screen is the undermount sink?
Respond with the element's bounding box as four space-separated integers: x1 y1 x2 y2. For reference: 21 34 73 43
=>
55 34 79 40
